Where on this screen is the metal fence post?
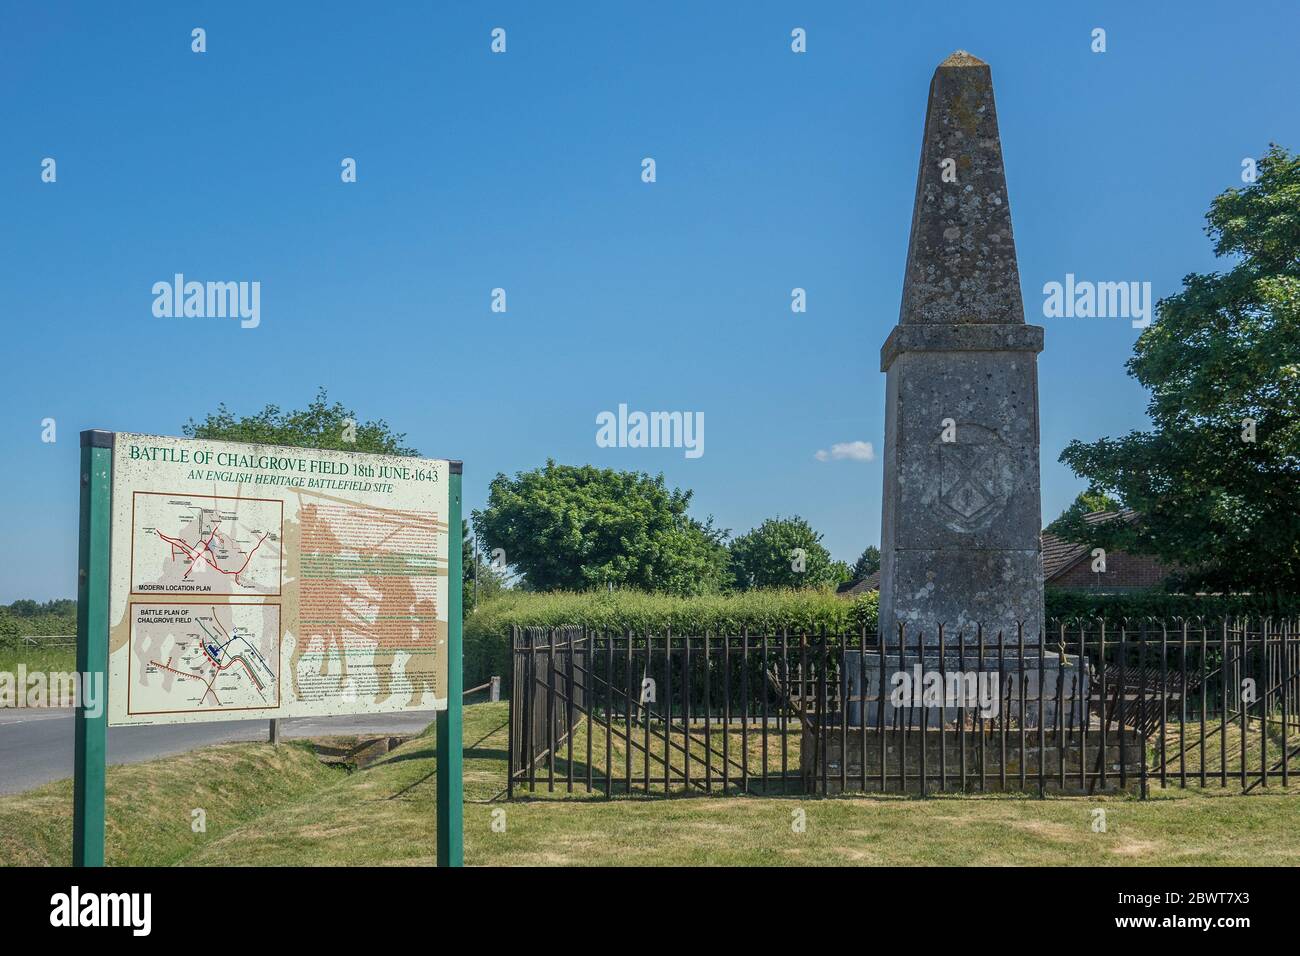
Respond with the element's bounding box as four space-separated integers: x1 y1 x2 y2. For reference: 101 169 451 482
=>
507 628 517 800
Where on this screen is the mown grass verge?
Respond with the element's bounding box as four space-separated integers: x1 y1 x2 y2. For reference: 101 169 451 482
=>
4 702 1297 866
0 740 346 865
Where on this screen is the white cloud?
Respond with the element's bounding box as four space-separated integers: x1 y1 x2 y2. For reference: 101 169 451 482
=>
814 441 875 462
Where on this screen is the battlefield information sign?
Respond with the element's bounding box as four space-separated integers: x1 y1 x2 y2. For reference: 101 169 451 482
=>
105 433 451 726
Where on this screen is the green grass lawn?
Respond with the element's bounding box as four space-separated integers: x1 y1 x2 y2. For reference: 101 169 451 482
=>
2 702 1297 866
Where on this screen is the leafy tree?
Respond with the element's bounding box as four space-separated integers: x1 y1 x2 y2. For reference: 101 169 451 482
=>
1044 488 1123 536
1059 145 1300 592
729 516 839 590
830 560 854 587
5 598 76 617
849 545 881 583
473 460 729 595
184 386 417 456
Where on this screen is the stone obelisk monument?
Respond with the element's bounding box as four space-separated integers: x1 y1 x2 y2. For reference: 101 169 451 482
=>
878 51 1045 645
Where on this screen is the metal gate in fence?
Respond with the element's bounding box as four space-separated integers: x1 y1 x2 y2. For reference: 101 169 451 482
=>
507 620 1300 799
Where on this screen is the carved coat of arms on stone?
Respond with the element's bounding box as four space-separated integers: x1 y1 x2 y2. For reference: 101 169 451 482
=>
931 424 1015 534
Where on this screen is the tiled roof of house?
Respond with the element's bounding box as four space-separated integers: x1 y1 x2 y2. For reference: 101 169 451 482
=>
837 570 880 595
1040 509 1134 581
1041 533 1090 580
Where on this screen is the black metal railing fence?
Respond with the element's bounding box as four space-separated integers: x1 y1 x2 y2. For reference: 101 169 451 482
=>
507 619 1300 799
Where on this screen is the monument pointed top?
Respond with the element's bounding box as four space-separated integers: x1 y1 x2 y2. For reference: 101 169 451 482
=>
895 51 1026 328
938 50 987 68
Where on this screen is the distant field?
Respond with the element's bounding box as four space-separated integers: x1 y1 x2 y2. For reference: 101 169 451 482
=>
1 702 1297 867
0 603 78 684
0 642 77 682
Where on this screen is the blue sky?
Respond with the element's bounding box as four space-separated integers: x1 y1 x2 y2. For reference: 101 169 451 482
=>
2 0 1297 602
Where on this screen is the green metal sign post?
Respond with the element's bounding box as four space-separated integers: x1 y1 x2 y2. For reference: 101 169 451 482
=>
74 429 113 867
436 462 465 866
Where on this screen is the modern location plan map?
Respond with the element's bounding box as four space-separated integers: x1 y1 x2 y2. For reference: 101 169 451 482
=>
130 492 283 596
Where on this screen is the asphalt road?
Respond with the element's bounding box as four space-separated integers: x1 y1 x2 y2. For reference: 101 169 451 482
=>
0 707 438 795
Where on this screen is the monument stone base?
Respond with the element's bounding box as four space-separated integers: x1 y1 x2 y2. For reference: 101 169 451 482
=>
839 649 1089 730
801 727 1143 795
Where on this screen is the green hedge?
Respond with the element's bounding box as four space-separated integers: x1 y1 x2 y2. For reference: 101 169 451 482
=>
466 587 1300 690
464 588 878 690
1045 591 1300 622
0 610 78 644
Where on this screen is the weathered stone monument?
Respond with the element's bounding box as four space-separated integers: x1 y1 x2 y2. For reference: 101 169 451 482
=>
808 53 1100 783
805 59 1101 783
878 51 1045 645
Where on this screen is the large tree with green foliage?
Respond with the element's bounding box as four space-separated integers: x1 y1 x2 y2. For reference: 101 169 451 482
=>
473 460 729 595
184 387 416 456
1044 488 1123 536
1059 145 1300 592
728 516 841 590
849 545 881 584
